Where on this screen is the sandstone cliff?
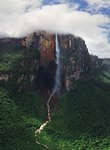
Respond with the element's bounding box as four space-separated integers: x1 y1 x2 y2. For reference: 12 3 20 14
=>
0 32 91 91
58 34 91 90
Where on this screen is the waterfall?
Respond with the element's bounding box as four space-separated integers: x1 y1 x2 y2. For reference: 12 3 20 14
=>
35 34 61 149
53 34 61 93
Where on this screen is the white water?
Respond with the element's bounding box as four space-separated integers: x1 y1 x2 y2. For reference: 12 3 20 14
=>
53 34 61 93
35 34 61 149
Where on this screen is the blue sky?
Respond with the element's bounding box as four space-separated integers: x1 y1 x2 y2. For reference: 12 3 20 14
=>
43 0 110 16
0 0 110 58
43 0 87 8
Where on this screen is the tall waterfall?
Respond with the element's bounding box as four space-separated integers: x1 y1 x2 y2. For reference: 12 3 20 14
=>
35 34 61 148
53 34 61 93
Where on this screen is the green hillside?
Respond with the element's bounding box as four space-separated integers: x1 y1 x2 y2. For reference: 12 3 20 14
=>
36 80 110 150
100 70 110 84
0 51 110 150
1 81 110 149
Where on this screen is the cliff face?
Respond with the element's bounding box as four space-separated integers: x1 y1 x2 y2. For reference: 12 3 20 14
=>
0 38 23 55
39 32 55 65
90 55 110 73
58 35 91 90
91 55 103 70
0 32 91 91
21 32 91 90
21 32 55 65
101 59 110 72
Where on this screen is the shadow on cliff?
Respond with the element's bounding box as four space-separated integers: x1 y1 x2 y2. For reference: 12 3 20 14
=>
36 61 57 93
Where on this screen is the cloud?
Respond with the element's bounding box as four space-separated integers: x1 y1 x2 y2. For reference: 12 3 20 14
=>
0 1 110 58
0 0 42 14
85 0 110 7
85 0 110 13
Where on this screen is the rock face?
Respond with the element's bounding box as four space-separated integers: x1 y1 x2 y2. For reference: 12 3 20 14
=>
0 38 23 55
21 32 55 65
39 32 55 65
58 34 91 90
90 55 110 73
101 59 110 72
91 55 102 70
0 32 91 91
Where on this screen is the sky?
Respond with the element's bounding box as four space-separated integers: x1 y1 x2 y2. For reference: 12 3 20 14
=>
0 0 110 58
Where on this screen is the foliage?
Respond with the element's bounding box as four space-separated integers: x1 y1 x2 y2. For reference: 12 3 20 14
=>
13 91 46 120
0 53 24 72
37 80 110 150
0 88 46 150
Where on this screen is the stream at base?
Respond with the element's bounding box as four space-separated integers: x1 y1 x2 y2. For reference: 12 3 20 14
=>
35 91 55 149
